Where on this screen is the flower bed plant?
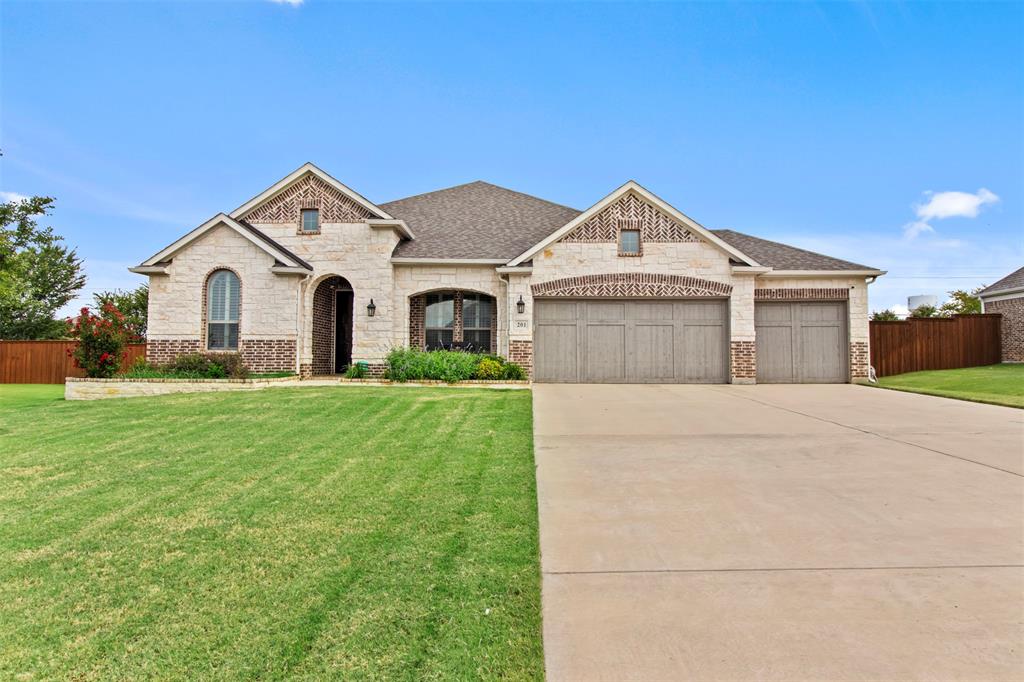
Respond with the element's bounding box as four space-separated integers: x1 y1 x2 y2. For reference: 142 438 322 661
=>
120 352 251 380
67 303 138 378
385 348 526 383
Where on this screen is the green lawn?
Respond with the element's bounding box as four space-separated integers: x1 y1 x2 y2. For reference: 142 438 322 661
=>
874 363 1024 408
0 384 542 680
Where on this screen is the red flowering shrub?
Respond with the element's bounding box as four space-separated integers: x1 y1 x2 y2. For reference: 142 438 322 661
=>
67 303 136 378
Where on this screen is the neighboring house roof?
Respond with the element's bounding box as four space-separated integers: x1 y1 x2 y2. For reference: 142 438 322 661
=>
711 229 875 271
383 181 582 260
978 266 1024 298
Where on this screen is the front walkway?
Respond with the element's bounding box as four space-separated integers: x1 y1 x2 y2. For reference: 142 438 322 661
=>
533 384 1024 681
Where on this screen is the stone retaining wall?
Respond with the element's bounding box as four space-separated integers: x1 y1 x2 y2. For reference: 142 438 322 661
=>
65 376 529 400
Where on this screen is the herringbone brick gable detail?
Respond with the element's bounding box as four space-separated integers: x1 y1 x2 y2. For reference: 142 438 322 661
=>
240 173 377 224
532 273 732 298
755 288 849 301
562 192 699 243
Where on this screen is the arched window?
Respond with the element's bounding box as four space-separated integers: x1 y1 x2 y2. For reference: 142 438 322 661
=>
207 270 240 350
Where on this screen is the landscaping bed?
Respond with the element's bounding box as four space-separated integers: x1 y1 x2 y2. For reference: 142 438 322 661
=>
0 384 542 679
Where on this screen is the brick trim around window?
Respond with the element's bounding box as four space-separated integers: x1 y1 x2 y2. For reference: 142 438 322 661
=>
409 291 497 354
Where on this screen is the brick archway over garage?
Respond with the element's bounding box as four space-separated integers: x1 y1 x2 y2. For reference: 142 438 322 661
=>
531 272 732 298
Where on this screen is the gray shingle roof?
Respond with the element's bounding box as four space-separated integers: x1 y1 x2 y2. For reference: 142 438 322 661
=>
237 220 313 270
383 181 581 260
380 181 875 271
978 266 1024 297
711 229 875 271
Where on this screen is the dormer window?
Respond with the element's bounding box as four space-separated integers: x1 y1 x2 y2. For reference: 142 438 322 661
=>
618 228 641 256
300 208 320 233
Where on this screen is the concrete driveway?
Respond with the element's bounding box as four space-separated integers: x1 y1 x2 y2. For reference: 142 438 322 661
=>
533 384 1024 681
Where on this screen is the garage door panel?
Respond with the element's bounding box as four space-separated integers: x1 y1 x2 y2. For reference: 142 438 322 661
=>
799 326 845 382
585 324 626 382
586 301 626 322
681 324 728 383
756 325 796 383
635 324 676 381
535 324 578 382
630 301 675 321
535 299 728 384
756 302 847 384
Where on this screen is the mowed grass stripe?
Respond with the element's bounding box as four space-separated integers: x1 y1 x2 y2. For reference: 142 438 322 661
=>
0 385 541 681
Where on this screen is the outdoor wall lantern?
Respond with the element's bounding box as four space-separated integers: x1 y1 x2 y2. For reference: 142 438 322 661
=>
516 295 526 314
367 299 376 317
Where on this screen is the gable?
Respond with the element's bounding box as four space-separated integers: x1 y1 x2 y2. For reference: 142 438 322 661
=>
561 191 699 244
239 172 380 224
508 181 757 266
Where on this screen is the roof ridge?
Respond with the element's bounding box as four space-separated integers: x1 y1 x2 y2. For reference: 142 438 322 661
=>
381 180 581 214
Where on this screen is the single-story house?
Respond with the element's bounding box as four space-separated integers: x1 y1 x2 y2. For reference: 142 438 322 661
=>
131 163 885 383
979 266 1024 362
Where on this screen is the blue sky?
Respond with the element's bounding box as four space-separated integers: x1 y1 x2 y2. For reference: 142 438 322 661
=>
2 1 1022 315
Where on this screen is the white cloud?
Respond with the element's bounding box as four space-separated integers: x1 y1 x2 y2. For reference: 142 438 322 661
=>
902 188 999 241
901 220 934 240
915 188 999 221
0 191 30 203
268 0 304 5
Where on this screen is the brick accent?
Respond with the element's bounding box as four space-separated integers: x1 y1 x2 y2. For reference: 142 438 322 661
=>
312 281 336 375
755 288 849 301
408 291 498 353
239 339 296 373
562 192 699 243
238 172 377 224
299 363 313 379
147 339 202 364
509 340 533 379
147 338 294 373
986 297 1024 362
730 340 756 383
532 273 732 298
850 340 869 379
409 295 426 349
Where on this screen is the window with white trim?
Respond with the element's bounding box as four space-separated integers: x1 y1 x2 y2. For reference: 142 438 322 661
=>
207 270 240 350
300 208 320 233
618 228 641 256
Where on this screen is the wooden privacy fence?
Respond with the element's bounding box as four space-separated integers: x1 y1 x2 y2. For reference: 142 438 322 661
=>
869 314 1002 377
0 341 147 384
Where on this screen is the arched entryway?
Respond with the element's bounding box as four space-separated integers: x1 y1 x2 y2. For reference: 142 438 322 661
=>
312 276 354 374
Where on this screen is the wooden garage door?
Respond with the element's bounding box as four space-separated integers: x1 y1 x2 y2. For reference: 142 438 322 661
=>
533 299 728 383
755 302 848 383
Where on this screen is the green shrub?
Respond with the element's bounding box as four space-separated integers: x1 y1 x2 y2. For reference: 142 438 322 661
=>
344 362 368 379
163 352 249 379
500 362 527 381
67 303 134 378
475 358 504 380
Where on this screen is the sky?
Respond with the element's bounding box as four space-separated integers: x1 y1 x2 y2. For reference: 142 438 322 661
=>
2 0 1022 317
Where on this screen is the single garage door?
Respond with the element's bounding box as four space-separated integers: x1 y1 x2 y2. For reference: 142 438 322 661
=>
533 299 728 383
755 301 848 383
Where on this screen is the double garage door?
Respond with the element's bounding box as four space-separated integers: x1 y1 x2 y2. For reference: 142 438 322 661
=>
533 298 848 384
533 299 729 383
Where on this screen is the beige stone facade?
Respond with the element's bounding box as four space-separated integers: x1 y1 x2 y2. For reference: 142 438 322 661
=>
135 166 881 382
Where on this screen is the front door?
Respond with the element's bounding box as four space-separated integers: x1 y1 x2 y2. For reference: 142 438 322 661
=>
334 290 353 372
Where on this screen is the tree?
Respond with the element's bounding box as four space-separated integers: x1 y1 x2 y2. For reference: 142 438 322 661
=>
910 304 938 318
938 287 984 317
94 284 148 340
0 196 85 339
871 309 900 321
